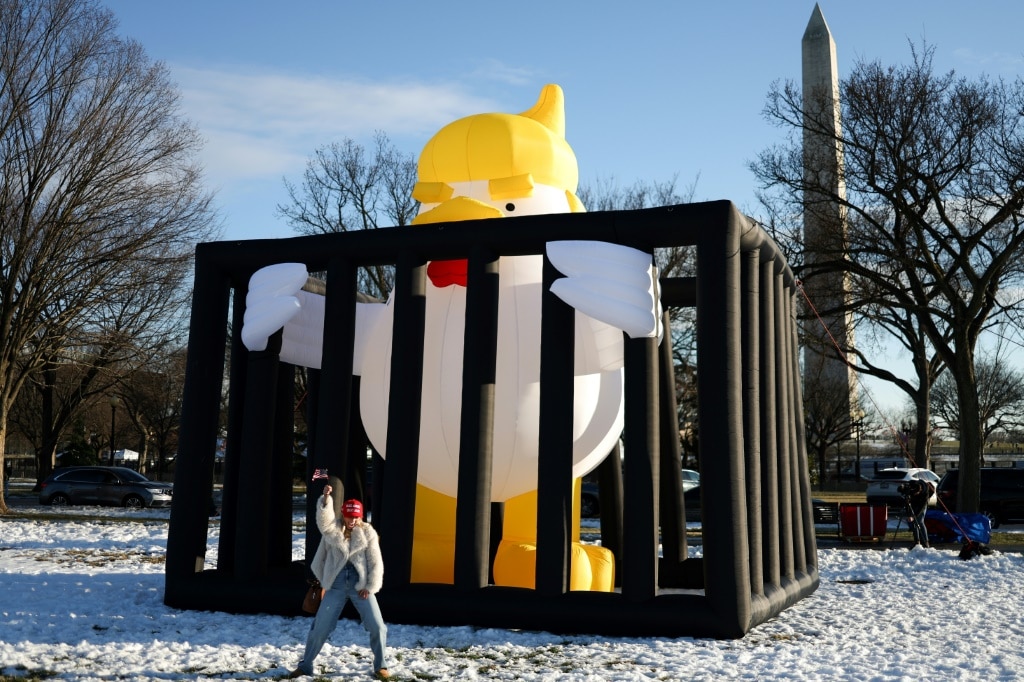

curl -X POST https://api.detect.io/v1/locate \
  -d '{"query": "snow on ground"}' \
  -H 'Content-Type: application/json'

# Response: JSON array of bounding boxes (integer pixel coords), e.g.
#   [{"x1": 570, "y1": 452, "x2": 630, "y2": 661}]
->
[{"x1": 2, "y1": 503, "x2": 1024, "y2": 681}]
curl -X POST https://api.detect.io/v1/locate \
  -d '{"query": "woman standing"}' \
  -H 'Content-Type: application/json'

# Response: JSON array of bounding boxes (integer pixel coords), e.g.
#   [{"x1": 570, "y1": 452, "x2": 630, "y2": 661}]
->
[{"x1": 289, "y1": 487, "x2": 389, "y2": 678}]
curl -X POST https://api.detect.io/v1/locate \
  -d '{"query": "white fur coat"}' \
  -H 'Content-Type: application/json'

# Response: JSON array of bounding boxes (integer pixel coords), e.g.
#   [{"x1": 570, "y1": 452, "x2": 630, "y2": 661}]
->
[{"x1": 310, "y1": 498, "x2": 383, "y2": 594}]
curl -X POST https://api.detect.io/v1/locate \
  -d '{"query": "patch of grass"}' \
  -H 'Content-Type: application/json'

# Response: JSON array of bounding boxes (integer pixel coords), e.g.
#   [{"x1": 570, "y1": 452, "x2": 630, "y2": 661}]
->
[
  {"x1": 33, "y1": 547, "x2": 165, "y2": 566},
  {"x1": 988, "y1": 531, "x2": 1018, "y2": 544},
  {"x1": 811, "y1": 491, "x2": 867, "y2": 503},
  {"x1": 0, "y1": 668, "x2": 59, "y2": 681},
  {"x1": 1, "y1": 510, "x2": 168, "y2": 524}
]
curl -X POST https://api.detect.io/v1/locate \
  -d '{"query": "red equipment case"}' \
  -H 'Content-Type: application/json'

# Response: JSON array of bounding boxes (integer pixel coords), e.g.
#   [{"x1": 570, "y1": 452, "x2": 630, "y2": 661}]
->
[{"x1": 838, "y1": 503, "x2": 888, "y2": 542}]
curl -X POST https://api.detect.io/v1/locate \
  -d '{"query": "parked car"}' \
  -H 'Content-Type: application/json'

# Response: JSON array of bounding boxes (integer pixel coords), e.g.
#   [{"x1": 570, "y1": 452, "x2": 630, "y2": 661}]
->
[
  {"x1": 39, "y1": 466, "x2": 173, "y2": 509},
  {"x1": 681, "y1": 469, "x2": 700, "y2": 492},
  {"x1": 865, "y1": 468, "x2": 940, "y2": 508},
  {"x1": 936, "y1": 467, "x2": 1024, "y2": 529}
]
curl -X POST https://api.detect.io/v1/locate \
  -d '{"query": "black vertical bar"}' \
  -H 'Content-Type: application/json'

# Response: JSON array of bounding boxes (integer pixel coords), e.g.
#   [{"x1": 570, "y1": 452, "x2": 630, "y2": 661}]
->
[
  {"x1": 270, "y1": 363, "x2": 296, "y2": 568},
  {"x1": 455, "y1": 246, "x2": 500, "y2": 590},
  {"x1": 304, "y1": 368, "x2": 321, "y2": 569},
  {"x1": 696, "y1": 205, "x2": 751, "y2": 632},
  {"x1": 622, "y1": 335, "x2": 660, "y2": 600},
  {"x1": 489, "y1": 501, "x2": 504, "y2": 584},
  {"x1": 166, "y1": 253, "x2": 230, "y2": 591},
  {"x1": 774, "y1": 273, "x2": 795, "y2": 581},
  {"x1": 379, "y1": 251, "x2": 427, "y2": 588},
  {"x1": 597, "y1": 441, "x2": 624, "y2": 583},
  {"x1": 791, "y1": 298, "x2": 817, "y2": 571},
  {"x1": 760, "y1": 265, "x2": 781, "y2": 592},
  {"x1": 217, "y1": 284, "x2": 248, "y2": 574},
  {"x1": 343, "y1": 378, "x2": 370, "y2": 508},
  {"x1": 782, "y1": 289, "x2": 805, "y2": 575},
  {"x1": 234, "y1": 329, "x2": 281, "y2": 579},
  {"x1": 742, "y1": 249, "x2": 763, "y2": 597},
  {"x1": 658, "y1": 311, "x2": 687, "y2": 573},
  {"x1": 313, "y1": 259, "x2": 358, "y2": 519},
  {"x1": 786, "y1": 290, "x2": 817, "y2": 570},
  {"x1": 535, "y1": 255, "x2": 575, "y2": 596}
]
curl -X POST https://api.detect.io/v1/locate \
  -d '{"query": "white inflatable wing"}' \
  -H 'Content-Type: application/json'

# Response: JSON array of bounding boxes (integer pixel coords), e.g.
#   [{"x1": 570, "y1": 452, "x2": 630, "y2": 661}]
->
[
  {"x1": 547, "y1": 241, "x2": 662, "y2": 340},
  {"x1": 241, "y1": 263, "x2": 308, "y2": 352},
  {"x1": 241, "y1": 262, "x2": 386, "y2": 371}
]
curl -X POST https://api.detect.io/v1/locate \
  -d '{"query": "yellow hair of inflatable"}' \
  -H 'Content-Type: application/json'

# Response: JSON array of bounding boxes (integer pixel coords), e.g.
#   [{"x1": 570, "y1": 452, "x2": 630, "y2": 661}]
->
[{"x1": 414, "y1": 84, "x2": 584, "y2": 213}]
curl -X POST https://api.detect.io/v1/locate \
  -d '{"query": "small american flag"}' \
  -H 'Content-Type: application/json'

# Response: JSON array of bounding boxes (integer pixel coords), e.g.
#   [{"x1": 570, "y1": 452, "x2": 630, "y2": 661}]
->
[{"x1": 312, "y1": 468, "x2": 329, "y2": 481}]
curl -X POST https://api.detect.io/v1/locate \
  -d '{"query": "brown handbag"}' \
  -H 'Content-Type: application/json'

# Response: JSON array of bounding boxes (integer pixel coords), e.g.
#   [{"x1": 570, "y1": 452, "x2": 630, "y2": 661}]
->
[{"x1": 302, "y1": 580, "x2": 325, "y2": 614}]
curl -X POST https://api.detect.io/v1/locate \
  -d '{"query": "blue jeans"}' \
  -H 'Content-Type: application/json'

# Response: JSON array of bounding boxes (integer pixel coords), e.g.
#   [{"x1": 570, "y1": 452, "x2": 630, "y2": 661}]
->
[{"x1": 295, "y1": 564, "x2": 388, "y2": 674}]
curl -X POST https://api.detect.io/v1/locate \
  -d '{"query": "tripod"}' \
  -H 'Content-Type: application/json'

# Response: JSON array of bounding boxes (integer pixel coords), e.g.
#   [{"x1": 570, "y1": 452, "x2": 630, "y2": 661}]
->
[
  {"x1": 889, "y1": 493, "x2": 921, "y2": 548},
  {"x1": 905, "y1": 493, "x2": 930, "y2": 547}
]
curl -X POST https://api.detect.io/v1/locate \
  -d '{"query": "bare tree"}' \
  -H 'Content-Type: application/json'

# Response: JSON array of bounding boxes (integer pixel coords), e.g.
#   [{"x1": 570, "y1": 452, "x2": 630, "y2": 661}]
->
[
  {"x1": 752, "y1": 44, "x2": 1024, "y2": 513},
  {"x1": 118, "y1": 347, "x2": 188, "y2": 478},
  {"x1": 577, "y1": 173, "x2": 700, "y2": 279},
  {"x1": 277, "y1": 132, "x2": 418, "y2": 299},
  {"x1": 803, "y1": 376, "x2": 862, "y2": 487},
  {"x1": 0, "y1": 0, "x2": 218, "y2": 513},
  {"x1": 11, "y1": 266, "x2": 194, "y2": 486},
  {"x1": 931, "y1": 349, "x2": 1024, "y2": 449}
]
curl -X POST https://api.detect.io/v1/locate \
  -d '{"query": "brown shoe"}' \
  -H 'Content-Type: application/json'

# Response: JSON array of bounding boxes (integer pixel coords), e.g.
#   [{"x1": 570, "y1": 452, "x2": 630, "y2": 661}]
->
[
  {"x1": 375, "y1": 670, "x2": 390, "y2": 679},
  {"x1": 286, "y1": 670, "x2": 306, "y2": 679}
]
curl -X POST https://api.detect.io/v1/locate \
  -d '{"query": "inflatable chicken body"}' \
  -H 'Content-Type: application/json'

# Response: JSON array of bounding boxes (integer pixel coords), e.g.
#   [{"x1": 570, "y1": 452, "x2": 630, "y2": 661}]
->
[{"x1": 242, "y1": 85, "x2": 661, "y2": 589}]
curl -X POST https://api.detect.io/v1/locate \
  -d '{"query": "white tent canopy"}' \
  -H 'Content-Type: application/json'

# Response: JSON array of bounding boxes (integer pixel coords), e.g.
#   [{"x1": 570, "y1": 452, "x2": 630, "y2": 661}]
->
[{"x1": 112, "y1": 449, "x2": 139, "y2": 462}]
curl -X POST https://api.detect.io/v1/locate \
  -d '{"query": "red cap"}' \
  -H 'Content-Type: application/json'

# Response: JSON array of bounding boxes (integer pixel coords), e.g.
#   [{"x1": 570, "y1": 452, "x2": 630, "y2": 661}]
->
[{"x1": 341, "y1": 499, "x2": 363, "y2": 518}]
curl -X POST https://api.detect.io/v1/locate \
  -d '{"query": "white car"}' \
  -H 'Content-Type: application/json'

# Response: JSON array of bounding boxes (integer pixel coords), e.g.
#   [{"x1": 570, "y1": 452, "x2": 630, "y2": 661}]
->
[
  {"x1": 865, "y1": 468, "x2": 940, "y2": 508},
  {"x1": 681, "y1": 469, "x2": 700, "y2": 492}
]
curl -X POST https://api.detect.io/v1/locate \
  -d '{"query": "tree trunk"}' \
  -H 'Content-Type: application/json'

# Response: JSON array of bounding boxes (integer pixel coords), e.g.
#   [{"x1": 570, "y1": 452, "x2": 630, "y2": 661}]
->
[
  {"x1": 913, "y1": 400, "x2": 932, "y2": 471},
  {"x1": 0, "y1": 419, "x2": 9, "y2": 515},
  {"x1": 138, "y1": 431, "x2": 150, "y2": 474},
  {"x1": 954, "y1": 355, "x2": 982, "y2": 513}
]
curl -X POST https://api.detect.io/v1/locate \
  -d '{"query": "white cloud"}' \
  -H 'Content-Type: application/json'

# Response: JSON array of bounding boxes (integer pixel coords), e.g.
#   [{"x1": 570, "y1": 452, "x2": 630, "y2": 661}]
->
[
  {"x1": 951, "y1": 47, "x2": 1024, "y2": 72},
  {"x1": 169, "y1": 65, "x2": 498, "y2": 181},
  {"x1": 468, "y1": 58, "x2": 540, "y2": 86},
  {"x1": 197, "y1": 128, "x2": 306, "y2": 183}
]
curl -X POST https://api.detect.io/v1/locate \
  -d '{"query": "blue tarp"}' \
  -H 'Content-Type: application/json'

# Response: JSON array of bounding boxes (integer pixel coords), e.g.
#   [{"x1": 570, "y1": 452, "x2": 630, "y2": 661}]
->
[{"x1": 924, "y1": 510, "x2": 992, "y2": 544}]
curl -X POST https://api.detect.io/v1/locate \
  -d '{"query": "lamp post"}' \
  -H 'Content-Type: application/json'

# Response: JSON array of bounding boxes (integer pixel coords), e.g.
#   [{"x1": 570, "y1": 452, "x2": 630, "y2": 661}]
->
[
  {"x1": 852, "y1": 418, "x2": 863, "y2": 481},
  {"x1": 108, "y1": 396, "x2": 120, "y2": 467}
]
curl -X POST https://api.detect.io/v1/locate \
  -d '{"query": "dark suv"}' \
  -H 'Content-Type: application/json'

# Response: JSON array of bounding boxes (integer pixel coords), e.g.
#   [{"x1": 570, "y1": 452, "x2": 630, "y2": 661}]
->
[
  {"x1": 39, "y1": 466, "x2": 173, "y2": 509},
  {"x1": 936, "y1": 467, "x2": 1024, "y2": 529}
]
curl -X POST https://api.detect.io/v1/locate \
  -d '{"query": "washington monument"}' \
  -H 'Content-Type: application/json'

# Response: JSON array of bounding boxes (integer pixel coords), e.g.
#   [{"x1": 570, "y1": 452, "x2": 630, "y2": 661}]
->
[{"x1": 801, "y1": 4, "x2": 856, "y2": 421}]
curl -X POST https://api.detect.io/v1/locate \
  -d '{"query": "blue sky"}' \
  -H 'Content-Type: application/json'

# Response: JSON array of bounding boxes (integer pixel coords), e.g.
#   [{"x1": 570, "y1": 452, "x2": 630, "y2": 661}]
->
[
  {"x1": 101, "y1": 1, "x2": 1024, "y2": 416},
  {"x1": 101, "y1": 1, "x2": 1024, "y2": 241}
]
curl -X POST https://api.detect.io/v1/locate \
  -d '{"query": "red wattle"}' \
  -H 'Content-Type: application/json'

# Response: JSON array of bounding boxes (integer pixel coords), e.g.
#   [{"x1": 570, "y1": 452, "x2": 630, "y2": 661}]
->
[{"x1": 427, "y1": 259, "x2": 468, "y2": 288}]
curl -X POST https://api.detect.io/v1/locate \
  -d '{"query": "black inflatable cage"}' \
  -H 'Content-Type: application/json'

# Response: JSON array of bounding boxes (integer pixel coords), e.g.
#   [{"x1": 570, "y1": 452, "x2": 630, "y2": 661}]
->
[{"x1": 165, "y1": 200, "x2": 818, "y2": 638}]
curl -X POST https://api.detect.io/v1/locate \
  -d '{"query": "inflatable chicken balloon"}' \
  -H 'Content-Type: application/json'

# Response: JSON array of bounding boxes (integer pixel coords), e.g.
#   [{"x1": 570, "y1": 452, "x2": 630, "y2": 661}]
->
[{"x1": 242, "y1": 85, "x2": 661, "y2": 591}]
